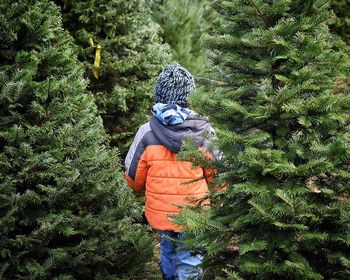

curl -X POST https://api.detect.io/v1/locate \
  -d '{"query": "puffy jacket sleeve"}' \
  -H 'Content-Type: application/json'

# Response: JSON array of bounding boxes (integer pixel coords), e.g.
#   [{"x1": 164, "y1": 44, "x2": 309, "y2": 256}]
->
[
  {"x1": 201, "y1": 124, "x2": 226, "y2": 190},
  {"x1": 124, "y1": 124, "x2": 150, "y2": 192},
  {"x1": 202, "y1": 124, "x2": 221, "y2": 162}
]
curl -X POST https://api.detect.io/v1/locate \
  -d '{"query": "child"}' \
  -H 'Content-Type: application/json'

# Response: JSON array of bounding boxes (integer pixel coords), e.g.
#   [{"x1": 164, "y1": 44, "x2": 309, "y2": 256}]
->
[{"x1": 125, "y1": 63, "x2": 215, "y2": 280}]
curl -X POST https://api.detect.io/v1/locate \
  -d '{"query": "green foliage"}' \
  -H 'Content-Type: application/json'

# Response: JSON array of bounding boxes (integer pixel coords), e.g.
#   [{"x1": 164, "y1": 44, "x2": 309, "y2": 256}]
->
[
  {"x1": 152, "y1": 0, "x2": 214, "y2": 75},
  {"x1": 179, "y1": 0, "x2": 350, "y2": 279},
  {"x1": 58, "y1": 0, "x2": 171, "y2": 153},
  {"x1": 0, "y1": 1, "x2": 155, "y2": 278},
  {"x1": 329, "y1": 0, "x2": 350, "y2": 48}
]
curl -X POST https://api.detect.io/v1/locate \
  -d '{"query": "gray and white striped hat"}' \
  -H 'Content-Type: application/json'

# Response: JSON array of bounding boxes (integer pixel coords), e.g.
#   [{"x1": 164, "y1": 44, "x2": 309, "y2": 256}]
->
[{"x1": 154, "y1": 63, "x2": 195, "y2": 108}]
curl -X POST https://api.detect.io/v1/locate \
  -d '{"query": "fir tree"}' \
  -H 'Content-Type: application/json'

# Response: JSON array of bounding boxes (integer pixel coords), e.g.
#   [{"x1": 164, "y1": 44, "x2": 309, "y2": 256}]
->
[
  {"x1": 179, "y1": 1, "x2": 350, "y2": 279},
  {"x1": 330, "y1": 0, "x2": 350, "y2": 48},
  {"x1": 57, "y1": 0, "x2": 171, "y2": 153},
  {"x1": 0, "y1": 1, "x2": 154, "y2": 278},
  {"x1": 329, "y1": 0, "x2": 350, "y2": 94},
  {"x1": 152, "y1": 0, "x2": 213, "y2": 75}
]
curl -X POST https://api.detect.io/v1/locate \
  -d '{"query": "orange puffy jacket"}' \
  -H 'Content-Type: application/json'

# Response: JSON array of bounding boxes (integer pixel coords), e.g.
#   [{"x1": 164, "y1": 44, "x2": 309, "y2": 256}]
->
[{"x1": 124, "y1": 114, "x2": 216, "y2": 230}]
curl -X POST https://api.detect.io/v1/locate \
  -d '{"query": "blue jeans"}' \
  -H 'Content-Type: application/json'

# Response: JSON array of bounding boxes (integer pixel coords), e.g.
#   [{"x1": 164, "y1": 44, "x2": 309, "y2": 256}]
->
[{"x1": 159, "y1": 230, "x2": 203, "y2": 280}]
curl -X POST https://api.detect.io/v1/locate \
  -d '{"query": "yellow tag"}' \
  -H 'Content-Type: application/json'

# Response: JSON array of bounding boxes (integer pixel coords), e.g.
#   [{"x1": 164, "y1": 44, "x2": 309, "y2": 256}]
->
[
  {"x1": 88, "y1": 37, "x2": 94, "y2": 48},
  {"x1": 88, "y1": 37, "x2": 102, "y2": 80}
]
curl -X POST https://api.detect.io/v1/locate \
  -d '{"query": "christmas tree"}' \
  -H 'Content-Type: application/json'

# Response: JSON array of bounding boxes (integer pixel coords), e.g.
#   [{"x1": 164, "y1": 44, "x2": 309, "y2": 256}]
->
[
  {"x1": 57, "y1": 0, "x2": 171, "y2": 153},
  {"x1": 329, "y1": 0, "x2": 350, "y2": 94},
  {"x1": 0, "y1": 1, "x2": 154, "y2": 278},
  {"x1": 179, "y1": 0, "x2": 350, "y2": 279},
  {"x1": 330, "y1": 0, "x2": 350, "y2": 49},
  {"x1": 152, "y1": 0, "x2": 213, "y2": 75}
]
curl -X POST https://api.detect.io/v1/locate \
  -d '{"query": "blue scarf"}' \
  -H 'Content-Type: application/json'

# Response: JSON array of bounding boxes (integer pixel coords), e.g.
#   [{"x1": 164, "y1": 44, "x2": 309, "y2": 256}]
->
[{"x1": 152, "y1": 103, "x2": 193, "y2": 125}]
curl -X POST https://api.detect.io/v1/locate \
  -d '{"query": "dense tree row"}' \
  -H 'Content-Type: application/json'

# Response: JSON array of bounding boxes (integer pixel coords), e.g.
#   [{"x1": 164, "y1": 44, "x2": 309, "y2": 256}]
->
[
  {"x1": 330, "y1": 0, "x2": 350, "y2": 51},
  {"x1": 57, "y1": 0, "x2": 171, "y2": 154},
  {"x1": 152, "y1": 0, "x2": 213, "y2": 75},
  {"x1": 179, "y1": 1, "x2": 350, "y2": 279},
  {"x1": 0, "y1": 1, "x2": 154, "y2": 278},
  {"x1": 1, "y1": 0, "x2": 349, "y2": 279}
]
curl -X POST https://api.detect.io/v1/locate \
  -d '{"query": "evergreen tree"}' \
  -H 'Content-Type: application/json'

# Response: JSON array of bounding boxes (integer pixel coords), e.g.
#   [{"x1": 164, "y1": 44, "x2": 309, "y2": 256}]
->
[
  {"x1": 57, "y1": 0, "x2": 171, "y2": 153},
  {"x1": 179, "y1": 1, "x2": 350, "y2": 279},
  {"x1": 330, "y1": 0, "x2": 350, "y2": 48},
  {"x1": 152, "y1": 0, "x2": 213, "y2": 75},
  {"x1": 0, "y1": 1, "x2": 154, "y2": 278},
  {"x1": 329, "y1": 0, "x2": 350, "y2": 94}
]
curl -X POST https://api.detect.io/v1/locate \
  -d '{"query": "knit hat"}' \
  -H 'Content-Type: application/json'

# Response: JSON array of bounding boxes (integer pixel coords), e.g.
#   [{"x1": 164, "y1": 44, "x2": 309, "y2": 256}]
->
[{"x1": 154, "y1": 63, "x2": 195, "y2": 108}]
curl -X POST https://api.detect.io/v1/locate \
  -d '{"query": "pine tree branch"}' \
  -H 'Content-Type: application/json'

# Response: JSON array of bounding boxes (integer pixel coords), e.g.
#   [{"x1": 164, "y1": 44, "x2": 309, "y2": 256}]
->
[
  {"x1": 316, "y1": 0, "x2": 332, "y2": 12},
  {"x1": 271, "y1": 59, "x2": 286, "y2": 89},
  {"x1": 100, "y1": 112, "x2": 122, "y2": 117},
  {"x1": 312, "y1": 14, "x2": 334, "y2": 29},
  {"x1": 247, "y1": 0, "x2": 269, "y2": 26},
  {"x1": 196, "y1": 76, "x2": 230, "y2": 85},
  {"x1": 290, "y1": 0, "x2": 306, "y2": 15},
  {"x1": 226, "y1": 65, "x2": 269, "y2": 76}
]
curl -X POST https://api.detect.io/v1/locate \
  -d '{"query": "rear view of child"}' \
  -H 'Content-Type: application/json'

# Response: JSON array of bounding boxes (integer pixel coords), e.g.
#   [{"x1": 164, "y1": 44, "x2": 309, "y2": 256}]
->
[{"x1": 125, "y1": 64, "x2": 215, "y2": 280}]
